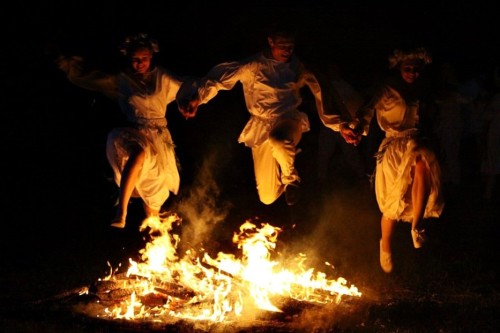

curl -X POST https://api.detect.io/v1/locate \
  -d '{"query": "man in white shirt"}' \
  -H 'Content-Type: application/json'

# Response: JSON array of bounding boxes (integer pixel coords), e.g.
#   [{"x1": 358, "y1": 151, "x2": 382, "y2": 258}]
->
[{"x1": 178, "y1": 24, "x2": 359, "y2": 206}]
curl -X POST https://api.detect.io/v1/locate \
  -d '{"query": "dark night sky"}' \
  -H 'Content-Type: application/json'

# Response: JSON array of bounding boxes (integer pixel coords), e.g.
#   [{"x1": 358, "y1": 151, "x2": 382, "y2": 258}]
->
[{"x1": 4, "y1": 1, "x2": 498, "y2": 77}]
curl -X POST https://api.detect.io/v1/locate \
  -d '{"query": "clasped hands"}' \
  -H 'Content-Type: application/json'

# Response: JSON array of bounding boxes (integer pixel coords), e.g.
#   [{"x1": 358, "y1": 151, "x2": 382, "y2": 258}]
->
[
  {"x1": 177, "y1": 98, "x2": 200, "y2": 119},
  {"x1": 176, "y1": 79, "x2": 201, "y2": 119},
  {"x1": 340, "y1": 124, "x2": 363, "y2": 146}
]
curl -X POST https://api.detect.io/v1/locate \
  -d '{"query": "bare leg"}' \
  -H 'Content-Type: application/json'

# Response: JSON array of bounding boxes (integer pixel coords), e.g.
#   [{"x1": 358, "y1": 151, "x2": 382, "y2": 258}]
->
[
  {"x1": 410, "y1": 156, "x2": 431, "y2": 247},
  {"x1": 411, "y1": 157, "x2": 430, "y2": 231},
  {"x1": 111, "y1": 147, "x2": 146, "y2": 228},
  {"x1": 381, "y1": 215, "x2": 396, "y2": 253},
  {"x1": 143, "y1": 202, "x2": 159, "y2": 218},
  {"x1": 380, "y1": 215, "x2": 396, "y2": 273}
]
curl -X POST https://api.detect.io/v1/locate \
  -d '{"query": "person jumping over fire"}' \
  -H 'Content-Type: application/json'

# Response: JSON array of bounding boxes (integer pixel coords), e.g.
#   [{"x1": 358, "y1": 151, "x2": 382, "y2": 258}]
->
[
  {"x1": 347, "y1": 47, "x2": 445, "y2": 273},
  {"x1": 50, "y1": 33, "x2": 191, "y2": 228},
  {"x1": 177, "y1": 22, "x2": 359, "y2": 207}
]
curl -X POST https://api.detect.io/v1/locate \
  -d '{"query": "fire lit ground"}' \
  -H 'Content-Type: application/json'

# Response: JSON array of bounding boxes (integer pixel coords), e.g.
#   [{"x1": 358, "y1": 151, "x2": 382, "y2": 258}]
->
[{"x1": 1, "y1": 76, "x2": 499, "y2": 332}]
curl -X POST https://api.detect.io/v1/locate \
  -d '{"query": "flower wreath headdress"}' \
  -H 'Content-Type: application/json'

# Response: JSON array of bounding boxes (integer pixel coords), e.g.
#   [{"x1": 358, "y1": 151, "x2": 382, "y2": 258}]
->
[
  {"x1": 119, "y1": 33, "x2": 160, "y2": 56},
  {"x1": 388, "y1": 47, "x2": 432, "y2": 69}
]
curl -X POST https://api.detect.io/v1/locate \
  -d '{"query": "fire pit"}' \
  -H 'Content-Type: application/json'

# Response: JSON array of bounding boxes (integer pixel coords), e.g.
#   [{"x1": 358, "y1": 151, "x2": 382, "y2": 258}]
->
[{"x1": 55, "y1": 213, "x2": 362, "y2": 332}]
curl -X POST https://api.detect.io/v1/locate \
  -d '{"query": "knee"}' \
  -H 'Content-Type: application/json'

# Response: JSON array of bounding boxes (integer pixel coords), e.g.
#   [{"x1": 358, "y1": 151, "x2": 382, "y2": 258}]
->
[
  {"x1": 414, "y1": 158, "x2": 430, "y2": 181},
  {"x1": 258, "y1": 193, "x2": 278, "y2": 205},
  {"x1": 260, "y1": 198, "x2": 276, "y2": 205}
]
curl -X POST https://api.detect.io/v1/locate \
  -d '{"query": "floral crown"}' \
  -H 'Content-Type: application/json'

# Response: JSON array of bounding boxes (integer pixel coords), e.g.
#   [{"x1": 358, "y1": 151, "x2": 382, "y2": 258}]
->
[
  {"x1": 388, "y1": 47, "x2": 432, "y2": 69},
  {"x1": 119, "y1": 33, "x2": 160, "y2": 56}
]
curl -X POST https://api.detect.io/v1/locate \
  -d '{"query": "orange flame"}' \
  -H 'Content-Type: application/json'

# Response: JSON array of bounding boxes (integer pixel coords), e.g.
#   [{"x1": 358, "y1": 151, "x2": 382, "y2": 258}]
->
[{"x1": 99, "y1": 214, "x2": 361, "y2": 323}]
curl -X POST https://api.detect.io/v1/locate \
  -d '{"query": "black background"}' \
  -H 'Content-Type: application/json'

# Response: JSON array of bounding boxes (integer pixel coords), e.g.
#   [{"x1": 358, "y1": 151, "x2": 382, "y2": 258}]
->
[{"x1": 1, "y1": 2, "x2": 498, "y2": 332}]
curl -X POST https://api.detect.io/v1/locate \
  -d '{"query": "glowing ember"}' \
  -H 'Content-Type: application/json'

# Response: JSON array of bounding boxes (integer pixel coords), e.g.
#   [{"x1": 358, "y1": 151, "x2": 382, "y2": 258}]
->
[{"x1": 92, "y1": 213, "x2": 361, "y2": 323}]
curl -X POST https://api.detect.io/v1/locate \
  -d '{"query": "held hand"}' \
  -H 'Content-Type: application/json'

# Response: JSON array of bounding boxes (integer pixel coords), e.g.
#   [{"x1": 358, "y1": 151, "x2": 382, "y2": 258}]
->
[
  {"x1": 176, "y1": 79, "x2": 200, "y2": 119},
  {"x1": 178, "y1": 98, "x2": 200, "y2": 119},
  {"x1": 340, "y1": 126, "x2": 362, "y2": 146}
]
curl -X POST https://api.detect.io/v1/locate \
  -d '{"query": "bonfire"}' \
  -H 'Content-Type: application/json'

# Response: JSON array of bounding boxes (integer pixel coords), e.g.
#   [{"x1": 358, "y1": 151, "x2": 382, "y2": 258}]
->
[{"x1": 76, "y1": 213, "x2": 361, "y2": 327}]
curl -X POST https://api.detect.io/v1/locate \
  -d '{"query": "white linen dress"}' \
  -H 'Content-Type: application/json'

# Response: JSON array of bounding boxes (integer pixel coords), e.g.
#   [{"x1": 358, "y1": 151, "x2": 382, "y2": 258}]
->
[
  {"x1": 57, "y1": 57, "x2": 182, "y2": 211},
  {"x1": 360, "y1": 84, "x2": 444, "y2": 222}
]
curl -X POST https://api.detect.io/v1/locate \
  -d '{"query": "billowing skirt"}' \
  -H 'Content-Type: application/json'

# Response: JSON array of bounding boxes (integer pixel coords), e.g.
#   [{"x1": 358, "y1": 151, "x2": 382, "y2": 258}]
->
[
  {"x1": 106, "y1": 124, "x2": 180, "y2": 211},
  {"x1": 375, "y1": 131, "x2": 444, "y2": 222}
]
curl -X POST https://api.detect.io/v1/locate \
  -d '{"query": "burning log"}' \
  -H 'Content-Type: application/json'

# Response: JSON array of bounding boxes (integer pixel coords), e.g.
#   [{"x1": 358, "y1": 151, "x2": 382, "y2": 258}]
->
[
  {"x1": 88, "y1": 272, "x2": 198, "y2": 308},
  {"x1": 154, "y1": 282, "x2": 196, "y2": 299},
  {"x1": 76, "y1": 220, "x2": 361, "y2": 324},
  {"x1": 201, "y1": 258, "x2": 360, "y2": 306},
  {"x1": 89, "y1": 279, "x2": 133, "y2": 305}
]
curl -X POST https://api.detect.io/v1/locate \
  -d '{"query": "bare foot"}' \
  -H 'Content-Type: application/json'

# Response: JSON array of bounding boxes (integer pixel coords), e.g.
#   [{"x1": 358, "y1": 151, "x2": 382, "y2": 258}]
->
[{"x1": 110, "y1": 217, "x2": 126, "y2": 228}]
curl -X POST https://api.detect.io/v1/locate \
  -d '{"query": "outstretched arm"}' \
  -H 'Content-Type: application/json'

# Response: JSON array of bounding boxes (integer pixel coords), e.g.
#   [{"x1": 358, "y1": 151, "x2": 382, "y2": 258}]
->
[
  {"x1": 47, "y1": 44, "x2": 118, "y2": 99},
  {"x1": 176, "y1": 79, "x2": 200, "y2": 119},
  {"x1": 176, "y1": 60, "x2": 245, "y2": 119},
  {"x1": 301, "y1": 64, "x2": 363, "y2": 146}
]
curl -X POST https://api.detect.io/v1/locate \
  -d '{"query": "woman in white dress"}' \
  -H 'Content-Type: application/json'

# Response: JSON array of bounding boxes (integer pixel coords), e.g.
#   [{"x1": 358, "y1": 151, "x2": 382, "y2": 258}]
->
[
  {"x1": 53, "y1": 33, "x2": 186, "y2": 228},
  {"x1": 352, "y1": 47, "x2": 445, "y2": 273}
]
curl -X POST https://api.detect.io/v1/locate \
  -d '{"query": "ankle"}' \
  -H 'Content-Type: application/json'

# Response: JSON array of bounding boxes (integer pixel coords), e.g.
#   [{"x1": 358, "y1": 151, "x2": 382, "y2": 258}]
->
[{"x1": 114, "y1": 208, "x2": 126, "y2": 220}]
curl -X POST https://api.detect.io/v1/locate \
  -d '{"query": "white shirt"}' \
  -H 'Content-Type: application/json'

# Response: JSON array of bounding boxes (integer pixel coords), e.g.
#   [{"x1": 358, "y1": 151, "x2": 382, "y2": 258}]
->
[{"x1": 194, "y1": 52, "x2": 343, "y2": 147}]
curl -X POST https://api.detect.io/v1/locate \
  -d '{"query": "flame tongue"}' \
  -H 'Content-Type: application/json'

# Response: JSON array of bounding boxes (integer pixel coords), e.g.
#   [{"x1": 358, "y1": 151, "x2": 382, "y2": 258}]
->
[{"x1": 99, "y1": 215, "x2": 361, "y2": 322}]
